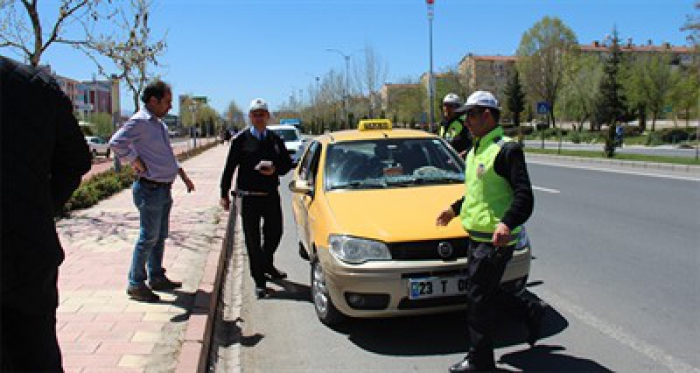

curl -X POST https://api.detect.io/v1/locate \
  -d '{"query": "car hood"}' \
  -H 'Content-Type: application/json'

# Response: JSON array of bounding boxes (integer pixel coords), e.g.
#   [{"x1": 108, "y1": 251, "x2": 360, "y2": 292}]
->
[{"x1": 324, "y1": 185, "x2": 467, "y2": 242}]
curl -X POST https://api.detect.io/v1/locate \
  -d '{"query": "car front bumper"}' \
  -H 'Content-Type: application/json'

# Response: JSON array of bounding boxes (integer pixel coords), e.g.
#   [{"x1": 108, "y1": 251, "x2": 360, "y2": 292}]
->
[{"x1": 318, "y1": 246, "x2": 531, "y2": 318}]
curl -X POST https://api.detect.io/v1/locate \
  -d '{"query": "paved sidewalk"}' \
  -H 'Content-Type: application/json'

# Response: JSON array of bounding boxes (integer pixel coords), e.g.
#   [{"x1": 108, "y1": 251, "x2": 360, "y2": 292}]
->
[{"x1": 56, "y1": 143, "x2": 230, "y2": 372}]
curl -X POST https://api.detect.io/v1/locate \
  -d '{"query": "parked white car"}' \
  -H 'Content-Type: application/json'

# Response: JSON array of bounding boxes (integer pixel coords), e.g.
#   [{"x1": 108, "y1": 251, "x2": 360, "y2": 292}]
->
[
  {"x1": 85, "y1": 136, "x2": 110, "y2": 158},
  {"x1": 268, "y1": 124, "x2": 304, "y2": 165}
]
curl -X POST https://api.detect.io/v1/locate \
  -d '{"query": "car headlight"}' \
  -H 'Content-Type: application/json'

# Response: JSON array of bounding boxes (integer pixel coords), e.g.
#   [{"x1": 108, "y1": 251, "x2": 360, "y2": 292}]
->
[
  {"x1": 515, "y1": 226, "x2": 531, "y2": 252},
  {"x1": 328, "y1": 235, "x2": 391, "y2": 264}
]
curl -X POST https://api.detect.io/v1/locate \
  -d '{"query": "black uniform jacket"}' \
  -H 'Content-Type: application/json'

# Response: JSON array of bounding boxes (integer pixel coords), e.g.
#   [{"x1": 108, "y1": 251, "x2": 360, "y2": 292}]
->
[
  {"x1": 220, "y1": 128, "x2": 294, "y2": 198},
  {"x1": 440, "y1": 116, "x2": 473, "y2": 154},
  {"x1": 1, "y1": 57, "x2": 91, "y2": 302}
]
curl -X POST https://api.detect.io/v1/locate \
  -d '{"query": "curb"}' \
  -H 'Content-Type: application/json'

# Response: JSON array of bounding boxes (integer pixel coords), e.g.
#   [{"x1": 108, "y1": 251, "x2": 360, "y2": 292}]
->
[
  {"x1": 172, "y1": 209, "x2": 227, "y2": 373},
  {"x1": 526, "y1": 153, "x2": 700, "y2": 174},
  {"x1": 174, "y1": 204, "x2": 237, "y2": 372}
]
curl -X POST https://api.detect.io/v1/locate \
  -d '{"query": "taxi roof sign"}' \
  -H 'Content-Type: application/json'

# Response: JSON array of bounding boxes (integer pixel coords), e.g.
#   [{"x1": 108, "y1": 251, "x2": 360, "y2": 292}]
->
[{"x1": 358, "y1": 119, "x2": 392, "y2": 131}]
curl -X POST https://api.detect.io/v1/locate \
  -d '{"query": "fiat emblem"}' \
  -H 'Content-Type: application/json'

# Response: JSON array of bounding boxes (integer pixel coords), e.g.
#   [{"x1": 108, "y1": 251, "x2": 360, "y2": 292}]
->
[{"x1": 437, "y1": 241, "x2": 453, "y2": 259}]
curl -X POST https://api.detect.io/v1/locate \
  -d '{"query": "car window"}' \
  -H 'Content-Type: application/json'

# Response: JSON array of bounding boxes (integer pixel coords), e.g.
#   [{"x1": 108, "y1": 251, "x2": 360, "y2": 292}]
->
[
  {"x1": 325, "y1": 138, "x2": 464, "y2": 191},
  {"x1": 271, "y1": 128, "x2": 299, "y2": 142},
  {"x1": 298, "y1": 141, "x2": 320, "y2": 182}
]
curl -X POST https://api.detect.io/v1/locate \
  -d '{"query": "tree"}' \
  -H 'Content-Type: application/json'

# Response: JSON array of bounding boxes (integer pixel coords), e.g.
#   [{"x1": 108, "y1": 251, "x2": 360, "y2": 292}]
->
[
  {"x1": 354, "y1": 43, "x2": 388, "y2": 118},
  {"x1": 80, "y1": 0, "x2": 166, "y2": 111},
  {"x1": 597, "y1": 28, "x2": 628, "y2": 157},
  {"x1": 672, "y1": 71, "x2": 699, "y2": 128},
  {"x1": 682, "y1": 1, "x2": 700, "y2": 47},
  {"x1": 504, "y1": 69, "x2": 526, "y2": 127},
  {"x1": 224, "y1": 100, "x2": 244, "y2": 129},
  {"x1": 385, "y1": 80, "x2": 424, "y2": 127},
  {"x1": 635, "y1": 54, "x2": 679, "y2": 131},
  {"x1": 559, "y1": 54, "x2": 603, "y2": 131},
  {"x1": 516, "y1": 16, "x2": 579, "y2": 129},
  {"x1": 0, "y1": 0, "x2": 112, "y2": 66},
  {"x1": 83, "y1": 112, "x2": 113, "y2": 137}
]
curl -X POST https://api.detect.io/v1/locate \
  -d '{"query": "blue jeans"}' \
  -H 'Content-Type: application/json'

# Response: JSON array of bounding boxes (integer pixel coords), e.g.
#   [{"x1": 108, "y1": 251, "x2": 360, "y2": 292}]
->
[{"x1": 128, "y1": 180, "x2": 173, "y2": 288}]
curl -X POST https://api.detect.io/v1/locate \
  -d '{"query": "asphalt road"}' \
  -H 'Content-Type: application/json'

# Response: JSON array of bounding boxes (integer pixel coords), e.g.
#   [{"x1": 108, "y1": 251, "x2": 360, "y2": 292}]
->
[
  {"x1": 231, "y1": 163, "x2": 700, "y2": 372},
  {"x1": 524, "y1": 140, "x2": 699, "y2": 159}
]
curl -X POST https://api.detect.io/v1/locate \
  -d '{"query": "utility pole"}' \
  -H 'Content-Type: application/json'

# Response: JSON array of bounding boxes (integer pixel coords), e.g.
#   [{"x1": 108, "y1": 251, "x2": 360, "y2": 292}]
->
[{"x1": 426, "y1": 0, "x2": 435, "y2": 133}]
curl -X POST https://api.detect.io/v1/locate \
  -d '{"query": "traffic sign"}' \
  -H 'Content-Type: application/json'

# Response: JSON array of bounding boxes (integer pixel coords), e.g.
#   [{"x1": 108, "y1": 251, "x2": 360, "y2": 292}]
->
[{"x1": 536, "y1": 102, "x2": 550, "y2": 115}]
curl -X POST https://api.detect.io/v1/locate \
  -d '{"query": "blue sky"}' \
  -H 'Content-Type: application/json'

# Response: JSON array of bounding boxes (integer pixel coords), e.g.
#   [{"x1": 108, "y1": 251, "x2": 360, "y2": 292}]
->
[{"x1": 13, "y1": 0, "x2": 697, "y2": 115}]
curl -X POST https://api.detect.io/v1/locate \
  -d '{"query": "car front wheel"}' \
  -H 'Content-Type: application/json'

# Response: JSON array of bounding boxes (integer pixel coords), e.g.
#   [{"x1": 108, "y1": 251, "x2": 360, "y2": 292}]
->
[{"x1": 311, "y1": 259, "x2": 345, "y2": 325}]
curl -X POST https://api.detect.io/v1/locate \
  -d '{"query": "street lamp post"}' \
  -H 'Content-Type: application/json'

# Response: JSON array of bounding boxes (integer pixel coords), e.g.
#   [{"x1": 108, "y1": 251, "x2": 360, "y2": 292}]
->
[
  {"x1": 189, "y1": 101, "x2": 198, "y2": 149},
  {"x1": 326, "y1": 48, "x2": 352, "y2": 129},
  {"x1": 426, "y1": 0, "x2": 435, "y2": 133}
]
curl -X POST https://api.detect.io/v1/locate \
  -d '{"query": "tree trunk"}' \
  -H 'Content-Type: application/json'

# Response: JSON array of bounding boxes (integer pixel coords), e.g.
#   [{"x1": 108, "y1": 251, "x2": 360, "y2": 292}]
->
[
  {"x1": 133, "y1": 94, "x2": 140, "y2": 113},
  {"x1": 651, "y1": 112, "x2": 657, "y2": 132},
  {"x1": 638, "y1": 106, "x2": 647, "y2": 132}
]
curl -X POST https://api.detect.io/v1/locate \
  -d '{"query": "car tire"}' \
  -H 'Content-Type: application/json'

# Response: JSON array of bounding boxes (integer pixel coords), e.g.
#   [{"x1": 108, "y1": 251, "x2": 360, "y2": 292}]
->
[
  {"x1": 310, "y1": 259, "x2": 345, "y2": 325},
  {"x1": 105, "y1": 149, "x2": 111, "y2": 158},
  {"x1": 91, "y1": 149, "x2": 98, "y2": 159}
]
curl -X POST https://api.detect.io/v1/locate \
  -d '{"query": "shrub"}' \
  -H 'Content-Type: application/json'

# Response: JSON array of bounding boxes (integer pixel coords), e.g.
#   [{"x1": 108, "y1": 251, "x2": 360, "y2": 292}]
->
[
  {"x1": 568, "y1": 131, "x2": 581, "y2": 144},
  {"x1": 622, "y1": 125, "x2": 642, "y2": 136},
  {"x1": 659, "y1": 128, "x2": 690, "y2": 143},
  {"x1": 646, "y1": 131, "x2": 664, "y2": 146}
]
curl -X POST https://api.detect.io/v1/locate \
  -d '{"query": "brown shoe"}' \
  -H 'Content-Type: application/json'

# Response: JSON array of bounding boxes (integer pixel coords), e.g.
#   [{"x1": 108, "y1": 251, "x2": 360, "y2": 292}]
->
[
  {"x1": 127, "y1": 286, "x2": 160, "y2": 302},
  {"x1": 149, "y1": 276, "x2": 182, "y2": 291}
]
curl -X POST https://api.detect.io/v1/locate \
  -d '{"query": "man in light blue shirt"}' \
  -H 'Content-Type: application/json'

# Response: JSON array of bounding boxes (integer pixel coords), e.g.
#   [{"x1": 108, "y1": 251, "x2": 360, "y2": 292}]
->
[{"x1": 110, "y1": 80, "x2": 195, "y2": 302}]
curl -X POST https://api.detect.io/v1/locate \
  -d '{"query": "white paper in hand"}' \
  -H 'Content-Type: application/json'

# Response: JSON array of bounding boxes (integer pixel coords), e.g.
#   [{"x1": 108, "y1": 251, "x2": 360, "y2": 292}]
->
[{"x1": 255, "y1": 160, "x2": 273, "y2": 171}]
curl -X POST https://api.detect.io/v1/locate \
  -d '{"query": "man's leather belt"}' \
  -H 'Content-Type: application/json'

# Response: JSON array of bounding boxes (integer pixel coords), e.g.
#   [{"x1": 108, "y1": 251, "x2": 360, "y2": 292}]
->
[
  {"x1": 138, "y1": 177, "x2": 173, "y2": 187},
  {"x1": 235, "y1": 190, "x2": 269, "y2": 197}
]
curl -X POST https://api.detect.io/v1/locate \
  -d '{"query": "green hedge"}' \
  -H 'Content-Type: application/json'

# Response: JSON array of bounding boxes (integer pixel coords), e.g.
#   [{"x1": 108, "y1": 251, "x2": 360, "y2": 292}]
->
[{"x1": 62, "y1": 141, "x2": 220, "y2": 215}]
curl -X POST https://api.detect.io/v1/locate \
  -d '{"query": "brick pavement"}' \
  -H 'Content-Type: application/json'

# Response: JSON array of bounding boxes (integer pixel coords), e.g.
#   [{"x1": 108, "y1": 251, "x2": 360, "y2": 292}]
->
[{"x1": 56, "y1": 142, "x2": 230, "y2": 372}]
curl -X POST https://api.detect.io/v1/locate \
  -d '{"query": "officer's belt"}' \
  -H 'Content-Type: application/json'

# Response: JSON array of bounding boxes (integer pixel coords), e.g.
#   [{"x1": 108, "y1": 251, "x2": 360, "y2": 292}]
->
[
  {"x1": 235, "y1": 190, "x2": 269, "y2": 197},
  {"x1": 467, "y1": 230, "x2": 518, "y2": 246}
]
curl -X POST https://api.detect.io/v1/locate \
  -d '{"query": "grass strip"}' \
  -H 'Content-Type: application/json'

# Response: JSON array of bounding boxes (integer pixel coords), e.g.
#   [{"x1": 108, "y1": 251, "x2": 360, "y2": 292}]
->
[{"x1": 524, "y1": 147, "x2": 700, "y2": 166}]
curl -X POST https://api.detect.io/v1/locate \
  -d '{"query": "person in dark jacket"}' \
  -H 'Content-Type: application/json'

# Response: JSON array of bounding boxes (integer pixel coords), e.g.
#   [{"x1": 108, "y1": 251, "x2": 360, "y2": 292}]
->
[
  {"x1": 436, "y1": 91, "x2": 546, "y2": 372},
  {"x1": 220, "y1": 98, "x2": 293, "y2": 298},
  {"x1": 1, "y1": 56, "x2": 92, "y2": 372}
]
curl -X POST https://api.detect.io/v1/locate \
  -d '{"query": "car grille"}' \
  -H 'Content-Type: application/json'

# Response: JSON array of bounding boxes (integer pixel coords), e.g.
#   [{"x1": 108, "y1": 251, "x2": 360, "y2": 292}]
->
[{"x1": 389, "y1": 239, "x2": 468, "y2": 261}]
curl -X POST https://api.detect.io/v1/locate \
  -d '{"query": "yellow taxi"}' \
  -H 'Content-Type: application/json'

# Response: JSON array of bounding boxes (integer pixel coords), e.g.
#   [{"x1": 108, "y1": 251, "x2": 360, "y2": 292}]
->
[{"x1": 289, "y1": 119, "x2": 531, "y2": 325}]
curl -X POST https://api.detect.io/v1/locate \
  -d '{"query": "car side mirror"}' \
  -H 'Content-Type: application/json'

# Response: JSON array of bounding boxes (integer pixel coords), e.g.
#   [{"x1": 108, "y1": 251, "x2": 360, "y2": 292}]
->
[{"x1": 289, "y1": 179, "x2": 312, "y2": 195}]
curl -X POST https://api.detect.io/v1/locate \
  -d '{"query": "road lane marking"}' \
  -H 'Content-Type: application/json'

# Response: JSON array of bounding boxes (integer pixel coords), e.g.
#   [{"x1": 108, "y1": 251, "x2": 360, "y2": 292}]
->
[
  {"x1": 540, "y1": 289, "x2": 700, "y2": 373},
  {"x1": 533, "y1": 186, "x2": 560, "y2": 194},
  {"x1": 528, "y1": 160, "x2": 700, "y2": 182}
]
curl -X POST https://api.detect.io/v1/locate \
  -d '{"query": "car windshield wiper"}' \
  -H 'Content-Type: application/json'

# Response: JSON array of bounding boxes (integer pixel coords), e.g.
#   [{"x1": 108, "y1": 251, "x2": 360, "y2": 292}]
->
[
  {"x1": 385, "y1": 175, "x2": 463, "y2": 186},
  {"x1": 329, "y1": 180, "x2": 387, "y2": 190}
]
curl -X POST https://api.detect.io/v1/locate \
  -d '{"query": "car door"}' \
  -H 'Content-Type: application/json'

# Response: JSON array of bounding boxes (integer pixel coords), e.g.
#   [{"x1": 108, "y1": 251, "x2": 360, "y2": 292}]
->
[{"x1": 292, "y1": 141, "x2": 321, "y2": 251}]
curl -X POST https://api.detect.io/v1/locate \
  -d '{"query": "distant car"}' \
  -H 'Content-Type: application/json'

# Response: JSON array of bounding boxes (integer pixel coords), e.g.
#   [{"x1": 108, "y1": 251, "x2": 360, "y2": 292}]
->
[
  {"x1": 85, "y1": 136, "x2": 110, "y2": 158},
  {"x1": 268, "y1": 124, "x2": 304, "y2": 165},
  {"x1": 289, "y1": 119, "x2": 532, "y2": 325}
]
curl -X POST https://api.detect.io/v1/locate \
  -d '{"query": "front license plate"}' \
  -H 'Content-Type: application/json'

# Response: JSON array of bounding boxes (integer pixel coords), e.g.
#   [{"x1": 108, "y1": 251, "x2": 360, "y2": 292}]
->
[{"x1": 408, "y1": 276, "x2": 468, "y2": 300}]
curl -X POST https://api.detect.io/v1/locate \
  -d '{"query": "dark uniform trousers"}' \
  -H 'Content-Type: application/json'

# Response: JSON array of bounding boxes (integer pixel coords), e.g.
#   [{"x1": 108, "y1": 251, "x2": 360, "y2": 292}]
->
[
  {"x1": 240, "y1": 192, "x2": 283, "y2": 287},
  {"x1": 464, "y1": 239, "x2": 533, "y2": 368},
  {"x1": 1, "y1": 268, "x2": 63, "y2": 372}
]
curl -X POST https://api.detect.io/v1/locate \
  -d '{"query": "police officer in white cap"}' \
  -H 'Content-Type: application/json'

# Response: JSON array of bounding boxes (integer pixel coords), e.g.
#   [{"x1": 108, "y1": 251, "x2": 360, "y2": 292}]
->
[
  {"x1": 437, "y1": 91, "x2": 546, "y2": 372},
  {"x1": 220, "y1": 98, "x2": 293, "y2": 298},
  {"x1": 439, "y1": 93, "x2": 472, "y2": 156}
]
